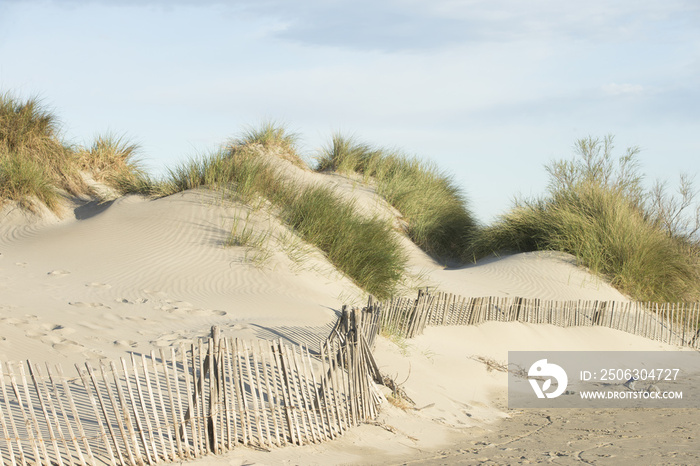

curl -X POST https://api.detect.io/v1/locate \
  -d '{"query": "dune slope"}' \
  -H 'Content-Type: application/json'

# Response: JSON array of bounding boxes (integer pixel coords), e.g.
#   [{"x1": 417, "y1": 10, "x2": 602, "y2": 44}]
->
[{"x1": 0, "y1": 189, "x2": 362, "y2": 366}]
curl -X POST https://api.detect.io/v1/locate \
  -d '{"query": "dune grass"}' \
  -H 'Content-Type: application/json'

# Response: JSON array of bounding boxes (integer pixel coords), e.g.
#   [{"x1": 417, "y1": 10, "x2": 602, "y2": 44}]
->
[
  {"x1": 235, "y1": 120, "x2": 306, "y2": 168},
  {"x1": 78, "y1": 134, "x2": 157, "y2": 196},
  {"x1": 475, "y1": 135, "x2": 700, "y2": 302},
  {"x1": 316, "y1": 133, "x2": 478, "y2": 262},
  {"x1": 0, "y1": 93, "x2": 85, "y2": 211},
  {"x1": 0, "y1": 93, "x2": 154, "y2": 211},
  {"x1": 282, "y1": 185, "x2": 405, "y2": 297},
  {"x1": 0, "y1": 151, "x2": 60, "y2": 211},
  {"x1": 316, "y1": 133, "x2": 382, "y2": 176},
  {"x1": 162, "y1": 147, "x2": 280, "y2": 203},
  {"x1": 164, "y1": 126, "x2": 406, "y2": 298},
  {"x1": 225, "y1": 209, "x2": 276, "y2": 267}
]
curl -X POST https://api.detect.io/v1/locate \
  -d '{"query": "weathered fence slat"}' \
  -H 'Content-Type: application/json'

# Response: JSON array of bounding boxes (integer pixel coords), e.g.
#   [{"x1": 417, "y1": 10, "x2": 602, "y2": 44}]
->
[
  {"x1": 149, "y1": 350, "x2": 176, "y2": 462},
  {"x1": 1, "y1": 363, "x2": 26, "y2": 465},
  {"x1": 222, "y1": 339, "x2": 236, "y2": 450},
  {"x1": 27, "y1": 361, "x2": 64, "y2": 466},
  {"x1": 82, "y1": 364, "x2": 121, "y2": 466},
  {"x1": 0, "y1": 308, "x2": 395, "y2": 465},
  {"x1": 7, "y1": 362, "x2": 42, "y2": 464},
  {"x1": 258, "y1": 340, "x2": 280, "y2": 447},
  {"x1": 140, "y1": 353, "x2": 167, "y2": 463},
  {"x1": 121, "y1": 357, "x2": 152, "y2": 464}
]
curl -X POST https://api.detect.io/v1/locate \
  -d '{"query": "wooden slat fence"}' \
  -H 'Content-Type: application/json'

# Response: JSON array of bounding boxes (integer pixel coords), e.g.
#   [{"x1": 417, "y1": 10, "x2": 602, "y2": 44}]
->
[
  {"x1": 0, "y1": 310, "x2": 382, "y2": 466},
  {"x1": 376, "y1": 291, "x2": 700, "y2": 349}
]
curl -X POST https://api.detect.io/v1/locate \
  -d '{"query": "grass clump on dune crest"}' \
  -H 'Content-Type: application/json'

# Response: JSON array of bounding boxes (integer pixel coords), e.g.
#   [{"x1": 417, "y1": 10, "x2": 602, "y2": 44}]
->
[
  {"x1": 164, "y1": 124, "x2": 406, "y2": 298},
  {"x1": 78, "y1": 134, "x2": 157, "y2": 196},
  {"x1": 0, "y1": 93, "x2": 84, "y2": 211},
  {"x1": 316, "y1": 133, "x2": 382, "y2": 176},
  {"x1": 235, "y1": 120, "x2": 306, "y2": 169},
  {"x1": 1, "y1": 92, "x2": 156, "y2": 211},
  {"x1": 475, "y1": 135, "x2": 700, "y2": 303},
  {"x1": 316, "y1": 133, "x2": 478, "y2": 263},
  {"x1": 163, "y1": 147, "x2": 280, "y2": 203}
]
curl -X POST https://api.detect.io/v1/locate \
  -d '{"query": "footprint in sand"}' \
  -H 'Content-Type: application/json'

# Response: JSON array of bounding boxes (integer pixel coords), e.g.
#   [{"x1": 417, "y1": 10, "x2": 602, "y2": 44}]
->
[
  {"x1": 69, "y1": 301, "x2": 107, "y2": 308},
  {"x1": 23, "y1": 327, "x2": 84, "y2": 353},
  {"x1": 25, "y1": 323, "x2": 78, "y2": 342},
  {"x1": 151, "y1": 333, "x2": 189, "y2": 347},
  {"x1": 0, "y1": 317, "x2": 22, "y2": 325},
  {"x1": 143, "y1": 289, "x2": 168, "y2": 298},
  {"x1": 125, "y1": 316, "x2": 147, "y2": 322},
  {"x1": 190, "y1": 309, "x2": 227, "y2": 317},
  {"x1": 101, "y1": 313, "x2": 123, "y2": 322},
  {"x1": 79, "y1": 322, "x2": 110, "y2": 331},
  {"x1": 166, "y1": 299, "x2": 194, "y2": 308},
  {"x1": 47, "y1": 269, "x2": 71, "y2": 277},
  {"x1": 25, "y1": 329, "x2": 44, "y2": 339},
  {"x1": 46, "y1": 324, "x2": 76, "y2": 336},
  {"x1": 86, "y1": 282, "x2": 112, "y2": 289},
  {"x1": 159, "y1": 304, "x2": 227, "y2": 317},
  {"x1": 40, "y1": 334, "x2": 64, "y2": 345},
  {"x1": 53, "y1": 340, "x2": 84, "y2": 353},
  {"x1": 83, "y1": 348, "x2": 106, "y2": 360},
  {"x1": 113, "y1": 340, "x2": 138, "y2": 348},
  {"x1": 116, "y1": 298, "x2": 149, "y2": 305},
  {"x1": 1, "y1": 315, "x2": 39, "y2": 327}
]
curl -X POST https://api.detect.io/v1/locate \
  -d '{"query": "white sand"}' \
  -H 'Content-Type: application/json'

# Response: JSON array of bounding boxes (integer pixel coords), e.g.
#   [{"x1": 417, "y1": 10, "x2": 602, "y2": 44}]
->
[{"x1": 0, "y1": 168, "x2": 691, "y2": 465}]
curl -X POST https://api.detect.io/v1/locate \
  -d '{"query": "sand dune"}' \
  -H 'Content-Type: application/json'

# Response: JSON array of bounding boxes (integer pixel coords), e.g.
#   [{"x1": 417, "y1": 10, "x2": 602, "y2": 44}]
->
[
  {"x1": 0, "y1": 171, "x2": 690, "y2": 465},
  {"x1": 0, "y1": 182, "x2": 627, "y2": 367},
  {"x1": 0, "y1": 189, "x2": 360, "y2": 367}
]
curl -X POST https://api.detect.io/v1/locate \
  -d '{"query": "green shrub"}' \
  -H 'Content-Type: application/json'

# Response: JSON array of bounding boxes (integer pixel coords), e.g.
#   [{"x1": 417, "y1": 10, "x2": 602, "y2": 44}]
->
[{"x1": 476, "y1": 135, "x2": 700, "y2": 302}]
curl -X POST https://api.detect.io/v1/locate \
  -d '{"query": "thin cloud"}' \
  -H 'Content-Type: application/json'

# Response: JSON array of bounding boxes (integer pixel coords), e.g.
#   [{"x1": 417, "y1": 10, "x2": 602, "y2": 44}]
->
[
  {"x1": 602, "y1": 83, "x2": 645, "y2": 96},
  {"x1": 242, "y1": 0, "x2": 700, "y2": 52},
  {"x1": 7, "y1": 0, "x2": 700, "y2": 52}
]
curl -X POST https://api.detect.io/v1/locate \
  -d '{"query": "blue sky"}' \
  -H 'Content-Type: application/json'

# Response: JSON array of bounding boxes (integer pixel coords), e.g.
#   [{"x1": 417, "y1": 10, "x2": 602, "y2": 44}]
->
[{"x1": 1, "y1": 0, "x2": 698, "y2": 222}]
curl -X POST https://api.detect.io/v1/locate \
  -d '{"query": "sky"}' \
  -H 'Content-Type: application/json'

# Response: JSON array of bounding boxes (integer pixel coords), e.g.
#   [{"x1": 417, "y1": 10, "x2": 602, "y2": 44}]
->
[{"x1": 1, "y1": 0, "x2": 698, "y2": 223}]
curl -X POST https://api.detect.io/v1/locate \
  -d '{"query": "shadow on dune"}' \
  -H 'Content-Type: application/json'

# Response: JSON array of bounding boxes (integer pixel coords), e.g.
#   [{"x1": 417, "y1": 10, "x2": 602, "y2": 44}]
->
[
  {"x1": 74, "y1": 199, "x2": 115, "y2": 220},
  {"x1": 249, "y1": 318, "x2": 339, "y2": 355}
]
